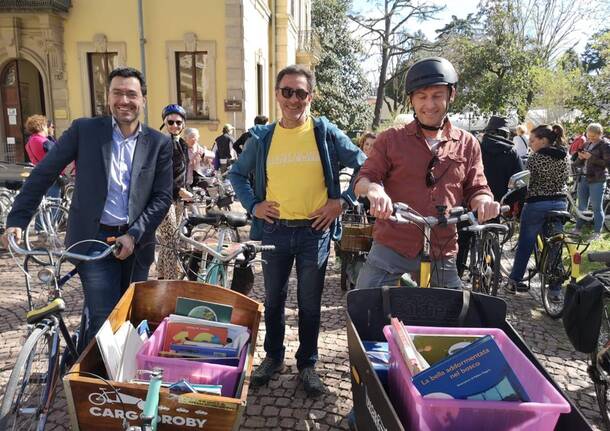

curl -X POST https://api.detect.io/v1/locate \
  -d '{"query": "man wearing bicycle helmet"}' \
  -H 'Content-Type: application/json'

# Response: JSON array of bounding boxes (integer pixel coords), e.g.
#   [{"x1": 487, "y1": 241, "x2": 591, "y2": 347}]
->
[
  {"x1": 354, "y1": 57, "x2": 499, "y2": 289},
  {"x1": 156, "y1": 104, "x2": 191, "y2": 279}
]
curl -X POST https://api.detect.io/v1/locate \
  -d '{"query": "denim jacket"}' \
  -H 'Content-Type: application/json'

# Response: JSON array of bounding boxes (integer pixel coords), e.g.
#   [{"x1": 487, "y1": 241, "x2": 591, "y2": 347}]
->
[{"x1": 228, "y1": 116, "x2": 366, "y2": 241}]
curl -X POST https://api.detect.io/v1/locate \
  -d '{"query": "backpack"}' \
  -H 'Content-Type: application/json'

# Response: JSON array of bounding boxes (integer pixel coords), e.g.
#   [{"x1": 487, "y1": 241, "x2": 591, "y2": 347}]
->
[{"x1": 562, "y1": 274, "x2": 606, "y2": 353}]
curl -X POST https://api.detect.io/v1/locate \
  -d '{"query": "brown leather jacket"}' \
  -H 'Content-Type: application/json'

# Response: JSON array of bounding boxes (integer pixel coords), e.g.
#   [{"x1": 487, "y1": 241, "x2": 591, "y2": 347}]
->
[{"x1": 572, "y1": 138, "x2": 610, "y2": 183}]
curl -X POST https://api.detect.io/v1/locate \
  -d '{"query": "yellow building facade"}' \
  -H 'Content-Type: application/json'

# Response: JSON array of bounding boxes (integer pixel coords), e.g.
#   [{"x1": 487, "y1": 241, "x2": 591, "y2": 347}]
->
[{"x1": 0, "y1": 0, "x2": 317, "y2": 162}]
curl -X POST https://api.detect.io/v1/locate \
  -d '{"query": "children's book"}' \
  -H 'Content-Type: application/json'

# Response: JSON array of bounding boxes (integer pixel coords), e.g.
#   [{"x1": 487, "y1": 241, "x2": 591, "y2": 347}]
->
[
  {"x1": 159, "y1": 350, "x2": 240, "y2": 366},
  {"x1": 411, "y1": 335, "x2": 530, "y2": 401},
  {"x1": 390, "y1": 318, "x2": 429, "y2": 374},
  {"x1": 162, "y1": 322, "x2": 229, "y2": 351},
  {"x1": 411, "y1": 334, "x2": 484, "y2": 365},
  {"x1": 175, "y1": 297, "x2": 233, "y2": 322},
  {"x1": 96, "y1": 320, "x2": 144, "y2": 382},
  {"x1": 168, "y1": 314, "x2": 250, "y2": 352},
  {"x1": 169, "y1": 342, "x2": 239, "y2": 358}
]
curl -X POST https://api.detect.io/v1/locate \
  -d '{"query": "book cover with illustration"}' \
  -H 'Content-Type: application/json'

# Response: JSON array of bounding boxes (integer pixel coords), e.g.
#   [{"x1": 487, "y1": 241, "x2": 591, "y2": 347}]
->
[
  {"x1": 411, "y1": 334, "x2": 484, "y2": 365},
  {"x1": 411, "y1": 335, "x2": 530, "y2": 402},
  {"x1": 175, "y1": 297, "x2": 233, "y2": 323},
  {"x1": 162, "y1": 322, "x2": 229, "y2": 351}
]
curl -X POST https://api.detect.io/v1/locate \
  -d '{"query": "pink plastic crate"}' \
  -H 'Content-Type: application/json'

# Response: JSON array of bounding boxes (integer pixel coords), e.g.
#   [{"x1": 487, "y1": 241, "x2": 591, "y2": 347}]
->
[
  {"x1": 383, "y1": 325, "x2": 570, "y2": 431},
  {"x1": 136, "y1": 318, "x2": 249, "y2": 397}
]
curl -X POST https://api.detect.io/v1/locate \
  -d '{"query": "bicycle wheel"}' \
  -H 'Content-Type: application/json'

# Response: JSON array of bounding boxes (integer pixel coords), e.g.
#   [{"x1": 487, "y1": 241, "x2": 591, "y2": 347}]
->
[
  {"x1": 24, "y1": 204, "x2": 69, "y2": 265},
  {"x1": 499, "y1": 217, "x2": 516, "y2": 247},
  {"x1": 500, "y1": 232, "x2": 537, "y2": 281},
  {"x1": 0, "y1": 325, "x2": 58, "y2": 431},
  {"x1": 539, "y1": 239, "x2": 571, "y2": 319},
  {"x1": 590, "y1": 305, "x2": 610, "y2": 430},
  {"x1": 0, "y1": 192, "x2": 13, "y2": 231},
  {"x1": 479, "y1": 232, "x2": 501, "y2": 296}
]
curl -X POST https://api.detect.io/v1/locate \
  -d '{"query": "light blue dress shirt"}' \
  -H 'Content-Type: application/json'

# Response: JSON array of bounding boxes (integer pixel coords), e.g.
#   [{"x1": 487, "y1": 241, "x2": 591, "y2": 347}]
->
[{"x1": 99, "y1": 119, "x2": 141, "y2": 225}]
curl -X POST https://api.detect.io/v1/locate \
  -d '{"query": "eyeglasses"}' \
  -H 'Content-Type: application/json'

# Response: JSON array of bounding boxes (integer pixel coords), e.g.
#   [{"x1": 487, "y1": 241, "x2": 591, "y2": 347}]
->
[
  {"x1": 425, "y1": 155, "x2": 438, "y2": 188},
  {"x1": 166, "y1": 120, "x2": 183, "y2": 126},
  {"x1": 279, "y1": 87, "x2": 310, "y2": 100}
]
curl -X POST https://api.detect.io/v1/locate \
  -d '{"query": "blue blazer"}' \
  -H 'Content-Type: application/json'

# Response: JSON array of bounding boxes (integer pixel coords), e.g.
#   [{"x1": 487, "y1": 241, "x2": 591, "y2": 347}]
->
[
  {"x1": 7, "y1": 116, "x2": 173, "y2": 265},
  {"x1": 228, "y1": 116, "x2": 366, "y2": 241}
]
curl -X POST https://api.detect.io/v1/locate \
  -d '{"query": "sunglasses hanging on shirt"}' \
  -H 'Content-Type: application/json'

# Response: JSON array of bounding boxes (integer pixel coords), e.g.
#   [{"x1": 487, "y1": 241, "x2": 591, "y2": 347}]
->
[{"x1": 425, "y1": 155, "x2": 438, "y2": 188}]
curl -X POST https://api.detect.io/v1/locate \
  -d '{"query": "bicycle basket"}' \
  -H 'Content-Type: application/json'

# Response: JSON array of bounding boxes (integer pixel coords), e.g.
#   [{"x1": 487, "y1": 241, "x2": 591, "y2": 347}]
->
[
  {"x1": 339, "y1": 211, "x2": 374, "y2": 252},
  {"x1": 562, "y1": 274, "x2": 605, "y2": 354}
]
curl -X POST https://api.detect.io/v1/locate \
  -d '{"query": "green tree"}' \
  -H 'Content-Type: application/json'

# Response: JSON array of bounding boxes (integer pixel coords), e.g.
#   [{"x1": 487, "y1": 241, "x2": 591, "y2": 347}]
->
[
  {"x1": 437, "y1": 1, "x2": 534, "y2": 118},
  {"x1": 311, "y1": 0, "x2": 372, "y2": 135},
  {"x1": 567, "y1": 29, "x2": 610, "y2": 127}
]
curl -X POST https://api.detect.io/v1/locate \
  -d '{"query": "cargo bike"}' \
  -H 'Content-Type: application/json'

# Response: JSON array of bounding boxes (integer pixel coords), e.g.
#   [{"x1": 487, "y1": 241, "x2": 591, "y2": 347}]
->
[{"x1": 346, "y1": 287, "x2": 594, "y2": 431}]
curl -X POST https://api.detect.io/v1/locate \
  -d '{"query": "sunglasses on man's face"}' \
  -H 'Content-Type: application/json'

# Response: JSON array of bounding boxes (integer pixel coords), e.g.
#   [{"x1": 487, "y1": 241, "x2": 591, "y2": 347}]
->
[
  {"x1": 279, "y1": 87, "x2": 310, "y2": 100},
  {"x1": 425, "y1": 155, "x2": 438, "y2": 188},
  {"x1": 166, "y1": 120, "x2": 183, "y2": 126}
]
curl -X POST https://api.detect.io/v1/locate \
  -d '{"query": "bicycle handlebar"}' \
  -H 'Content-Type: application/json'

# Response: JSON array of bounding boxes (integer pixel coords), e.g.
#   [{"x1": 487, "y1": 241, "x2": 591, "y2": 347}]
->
[
  {"x1": 8, "y1": 234, "x2": 117, "y2": 262},
  {"x1": 391, "y1": 203, "x2": 510, "y2": 228},
  {"x1": 588, "y1": 251, "x2": 610, "y2": 264},
  {"x1": 179, "y1": 227, "x2": 274, "y2": 262}
]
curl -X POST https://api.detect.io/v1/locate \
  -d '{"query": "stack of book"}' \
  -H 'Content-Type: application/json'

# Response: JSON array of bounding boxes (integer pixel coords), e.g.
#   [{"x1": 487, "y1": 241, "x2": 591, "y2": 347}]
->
[
  {"x1": 390, "y1": 318, "x2": 530, "y2": 402},
  {"x1": 159, "y1": 297, "x2": 250, "y2": 367}
]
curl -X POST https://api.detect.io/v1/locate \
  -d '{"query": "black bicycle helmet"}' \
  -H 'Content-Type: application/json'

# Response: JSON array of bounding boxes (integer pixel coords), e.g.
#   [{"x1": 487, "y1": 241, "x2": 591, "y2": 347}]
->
[
  {"x1": 405, "y1": 57, "x2": 458, "y2": 95},
  {"x1": 161, "y1": 104, "x2": 186, "y2": 120}
]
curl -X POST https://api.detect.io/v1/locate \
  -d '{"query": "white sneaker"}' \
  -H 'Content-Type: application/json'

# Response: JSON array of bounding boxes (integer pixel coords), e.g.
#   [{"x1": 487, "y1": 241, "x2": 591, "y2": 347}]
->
[{"x1": 590, "y1": 233, "x2": 601, "y2": 241}]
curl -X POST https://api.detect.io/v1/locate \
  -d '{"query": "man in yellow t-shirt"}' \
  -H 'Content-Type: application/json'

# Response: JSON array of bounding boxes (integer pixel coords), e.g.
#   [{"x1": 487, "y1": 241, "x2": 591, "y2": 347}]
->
[{"x1": 229, "y1": 65, "x2": 365, "y2": 397}]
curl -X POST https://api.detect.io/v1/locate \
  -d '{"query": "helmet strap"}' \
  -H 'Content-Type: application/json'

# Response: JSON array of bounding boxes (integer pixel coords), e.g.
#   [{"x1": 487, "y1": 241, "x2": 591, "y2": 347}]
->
[{"x1": 414, "y1": 114, "x2": 448, "y2": 131}]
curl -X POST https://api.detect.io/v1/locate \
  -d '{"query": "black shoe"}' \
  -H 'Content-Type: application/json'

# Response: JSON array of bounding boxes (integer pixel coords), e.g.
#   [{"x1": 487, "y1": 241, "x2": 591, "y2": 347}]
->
[
  {"x1": 516, "y1": 281, "x2": 529, "y2": 292},
  {"x1": 251, "y1": 357, "x2": 283, "y2": 387},
  {"x1": 299, "y1": 366, "x2": 326, "y2": 397}
]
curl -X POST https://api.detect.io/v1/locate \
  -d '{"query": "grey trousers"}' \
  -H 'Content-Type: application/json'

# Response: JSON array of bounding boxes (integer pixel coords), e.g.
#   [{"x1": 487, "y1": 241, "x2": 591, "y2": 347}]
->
[{"x1": 355, "y1": 242, "x2": 462, "y2": 289}]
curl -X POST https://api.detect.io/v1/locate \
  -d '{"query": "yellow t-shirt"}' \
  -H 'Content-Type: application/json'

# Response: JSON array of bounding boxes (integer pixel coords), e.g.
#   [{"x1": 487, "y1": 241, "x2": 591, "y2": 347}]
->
[{"x1": 266, "y1": 118, "x2": 327, "y2": 219}]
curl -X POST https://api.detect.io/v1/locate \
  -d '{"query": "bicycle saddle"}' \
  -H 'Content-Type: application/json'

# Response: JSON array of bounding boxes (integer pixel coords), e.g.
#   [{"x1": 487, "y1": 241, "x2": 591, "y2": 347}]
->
[
  {"x1": 26, "y1": 297, "x2": 66, "y2": 324},
  {"x1": 545, "y1": 210, "x2": 572, "y2": 224},
  {"x1": 186, "y1": 211, "x2": 248, "y2": 228}
]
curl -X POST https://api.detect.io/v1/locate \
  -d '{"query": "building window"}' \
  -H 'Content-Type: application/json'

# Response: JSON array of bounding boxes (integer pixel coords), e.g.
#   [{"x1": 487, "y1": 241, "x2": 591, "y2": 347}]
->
[
  {"x1": 176, "y1": 51, "x2": 209, "y2": 120},
  {"x1": 87, "y1": 52, "x2": 118, "y2": 117}
]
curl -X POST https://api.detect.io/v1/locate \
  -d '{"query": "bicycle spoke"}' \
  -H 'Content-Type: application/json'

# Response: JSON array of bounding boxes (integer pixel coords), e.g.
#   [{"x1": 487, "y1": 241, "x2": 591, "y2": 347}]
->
[
  {"x1": 0, "y1": 326, "x2": 56, "y2": 431},
  {"x1": 540, "y1": 240, "x2": 571, "y2": 319}
]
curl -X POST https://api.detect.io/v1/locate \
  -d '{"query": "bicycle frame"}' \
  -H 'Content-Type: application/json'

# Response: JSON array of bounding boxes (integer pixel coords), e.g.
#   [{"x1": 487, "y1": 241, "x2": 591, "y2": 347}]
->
[{"x1": 392, "y1": 203, "x2": 509, "y2": 289}]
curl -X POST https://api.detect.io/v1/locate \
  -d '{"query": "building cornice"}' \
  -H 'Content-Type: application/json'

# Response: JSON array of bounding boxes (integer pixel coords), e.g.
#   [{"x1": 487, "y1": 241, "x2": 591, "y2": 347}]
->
[{"x1": 0, "y1": 0, "x2": 71, "y2": 13}]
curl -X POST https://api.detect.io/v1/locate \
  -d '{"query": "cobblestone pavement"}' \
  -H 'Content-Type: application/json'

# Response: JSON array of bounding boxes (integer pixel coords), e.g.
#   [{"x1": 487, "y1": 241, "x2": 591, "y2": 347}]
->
[{"x1": 0, "y1": 246, "x2": 605, "y2": 430}]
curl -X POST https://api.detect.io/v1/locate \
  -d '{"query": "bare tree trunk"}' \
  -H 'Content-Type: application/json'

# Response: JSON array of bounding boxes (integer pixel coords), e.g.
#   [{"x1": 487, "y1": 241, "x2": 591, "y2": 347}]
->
[{"x1": 373, "y1": 46, "x2": 390, "y2": 129}]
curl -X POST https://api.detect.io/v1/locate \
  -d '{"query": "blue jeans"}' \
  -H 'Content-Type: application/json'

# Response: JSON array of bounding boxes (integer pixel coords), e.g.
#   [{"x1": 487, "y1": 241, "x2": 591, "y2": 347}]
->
[
  {"x1": 77, "y1": 226, "x2": 150, "y2": 346},
  {"x1": 576, "y1": 178, "x2": 606, "y2": 232},
  {"x1": 260, "y1": 221, "x2": 331, "y2": 370},
  {"x1": 355, "y1": 242, "x2": 462, "y2": 289},
  {"x1": 509, "y1": 199, "x2": 567, "y2": 282}
]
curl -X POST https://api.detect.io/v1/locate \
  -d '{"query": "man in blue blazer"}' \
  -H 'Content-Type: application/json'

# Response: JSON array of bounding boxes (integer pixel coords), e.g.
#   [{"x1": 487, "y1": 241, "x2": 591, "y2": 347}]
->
[{"x1": 3, "y1": 67, "x2": 172, "y2": 344}]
